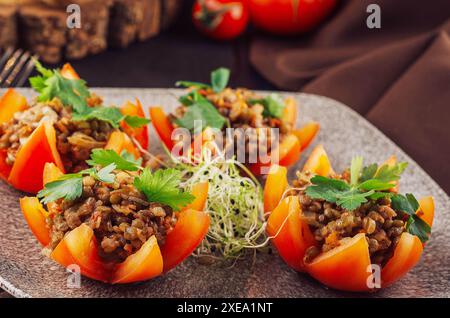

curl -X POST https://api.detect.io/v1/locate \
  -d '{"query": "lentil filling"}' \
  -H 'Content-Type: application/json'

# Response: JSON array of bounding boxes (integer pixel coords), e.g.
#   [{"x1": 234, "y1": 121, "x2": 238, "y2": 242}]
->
[
  {"x1": 48, "y1": 170, "x2": 176, "y2": 263},
  {"x1": 292, "y1": 170, "x2": 407, "y2": 266},
  {"x1": 171, "y1": 88, "x2": 294, "y2": 158},
  {"x1": 0, "y1": 96, "x2": 114, "y2": 172}
]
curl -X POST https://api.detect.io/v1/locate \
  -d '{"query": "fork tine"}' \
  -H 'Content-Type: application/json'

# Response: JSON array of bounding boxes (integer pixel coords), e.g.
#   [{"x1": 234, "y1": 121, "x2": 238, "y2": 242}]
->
[
  {"x1": 5, "y1": 51, "x2": 31, "y2": 88},
  {"x1": 15, "y1": 55, "x2": 37, "y2": 87},
  {"x1": 0, "y1": 49, "x2": 23, "y2": 88},
  {"x1": 0, "y1": 47, "x2": 14, "y2": 71}
]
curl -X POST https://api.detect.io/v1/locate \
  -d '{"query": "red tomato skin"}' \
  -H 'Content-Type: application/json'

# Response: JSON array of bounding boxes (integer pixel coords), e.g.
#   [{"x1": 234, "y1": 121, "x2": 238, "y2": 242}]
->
[
  {"x1": 248, "y1": 0, "x2": 337, "y2": 35},
  {"x1": 193, "y1": 0, "x2": 250, "y2": 40}
]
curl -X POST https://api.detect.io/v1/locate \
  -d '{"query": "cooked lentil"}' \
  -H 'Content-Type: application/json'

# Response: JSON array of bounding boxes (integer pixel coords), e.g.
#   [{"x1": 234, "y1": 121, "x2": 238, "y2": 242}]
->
[
  {"x1": 0, "y1": 97, "x2": 114, "y2": 172},
  {"x1": 293, "y1": 170, "x2": 407, "y2": 266},
  {"x1": 171, "y1": 88, "x2": 293, "y2": 160},
  {"x1": 47, "y1": 170, "x2": 176, "y2": 263}
]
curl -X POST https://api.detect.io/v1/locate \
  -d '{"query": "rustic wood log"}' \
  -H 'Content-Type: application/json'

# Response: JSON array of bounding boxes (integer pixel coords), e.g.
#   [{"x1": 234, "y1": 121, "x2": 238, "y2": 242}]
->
[
  {"x1": 0, "y1": 5, "x2": 18, "y2": 50},
  {"x1": 137, "y1": 0, "x2": 161, "y2": 42},
  {"x1": 109, "y1": 0, "x2": 152, "y2": 48},
  {"x1": 160, "y1": 0, "x2": 183, "y2": 30},
  {"x1": 65, "y1": 0, "x2": 111, "y2": 59},
  {"x1": 0, "y1": 0, "x2": 183, "y2": 63},
  {"x1": 18, "y1": 5, "x2": 66, "y2": 64}
]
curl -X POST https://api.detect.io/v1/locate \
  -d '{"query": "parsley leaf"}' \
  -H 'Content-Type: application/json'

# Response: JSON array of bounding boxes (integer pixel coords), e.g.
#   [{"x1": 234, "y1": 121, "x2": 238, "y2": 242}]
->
[
  {"x1": 175, "y1": 100, "x2": 226, "y2": 132},
  {"x1": 391, "y1": 193, "x2": 420, "y2": 215},
  {"x1": 305, "y1": 157, "x2": 430, "y2": 243},
  {"x1": 392, "y1": 193, "x2": 431, "y2": 243},
  {"x1": 175, "y1": 81, "x2": 211, "y2": 90},
  {"x1": 30, "y1": 61, "x2": 90, "y2": 114},
  {"x1": 134, "y1": 168, "x2": 195, "y2": 211},
  {"x1": 95, "y1": 163, "x2": 117, "y2": 183},
  {"x1": 72, "y1": 106, "x2": 125, "y2": 128},
  {"x1": 305, "y1": 157, "x2": 409, "y2": 211},
  {"x1": 175, "y1": 67, "x2": 230, "y2": 93},
  {"x1": 360, "y1": 163, "x2": 378, "y2": 182},
  {"x1": 37, "y1": 177, "x2": 83, "y2": 204},
  {"x1": 306, "y1": 176, "x2": 374, "y2": 211},
  {"x1": 37, "y1": 164, "x2": 120, "y2": 204},
  {"x1": 30, "y1": 62, "x2": 142, "y2": 129},
  {"x1": 120, "y1": 150, "x2": 143, "y2": 166},
  {"x1": 124, "y1": 115, "x2": 151, "y2": 128},
  {"x1": 179, "y1": 89, "x2": 210, "y2": 106},
  {"x1": 87, "y1": 149, "x2": 141, "y2": 171},
  {"x1": 211, "y1": 67, "x2": 230, "y2": 93},
  {"x1": 350, "y1": 156, "x2": 363, "y2": 186},
  {"x1": 358, "y1": 179, "x2": 396, "y2": 191},
  {"x1": 374, "y1": 162, "x2": 408, "y2": 183},
  {"x1": 305, "y1": 176, "x2": 350, "y2": 203},
  {"x1": 406, "y1": 215, "x2": 431, "y2": 243},
  {"x1": 249, "y1": 93, "x2": 285, "y2": 119},
  {"x1": 336, "y1": 189, "x2": 375, "y2": 211}
]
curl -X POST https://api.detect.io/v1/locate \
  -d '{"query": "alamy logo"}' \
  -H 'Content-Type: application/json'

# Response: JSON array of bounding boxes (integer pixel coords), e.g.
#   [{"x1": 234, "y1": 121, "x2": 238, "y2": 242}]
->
[
  {"x1": 66, "y1": 4, "x2": 81, "y2": 29},
  {"x1": 366, "y1": 264, "x2": 381, "y2": 289},
  {"x1": 366, "y1": 4, "x2": 381, "y2": 29},
  {"x1": 66, "y1": 264, "x2": 81, "y2": 288}
]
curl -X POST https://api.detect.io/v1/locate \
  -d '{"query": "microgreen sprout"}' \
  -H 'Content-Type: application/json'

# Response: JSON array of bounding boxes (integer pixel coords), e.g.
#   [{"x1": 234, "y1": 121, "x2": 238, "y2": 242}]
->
[{"x1": 175, "y1": 151, "x2": 267, "y2": 259}]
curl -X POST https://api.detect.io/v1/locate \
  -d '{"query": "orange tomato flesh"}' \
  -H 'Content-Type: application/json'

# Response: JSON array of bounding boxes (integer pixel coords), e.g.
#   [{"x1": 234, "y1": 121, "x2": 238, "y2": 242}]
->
[
  {"x1": 417, "y1": 196, "x2": 434, "y2": 227},
  {"x1": 19, "y1": 197, "x2": 51, "y2": 246},
  {"x1": 0, "y1": 88, "x2": 27, "y2": 124},
  {"x1": 112, "y1": 235, "x2": 163, "y2": 284},
  {"x1": 293, "y1": 122, "x2": 320, "y2": 151},
  {"x1": 250, "y1": 134, "x2": 301, "y2": 175},
  {"x1": 105, "y1": 131, "x2": 140, "y2": 159},
  {"x1": 60, "y1": 63, "x2": 80, "y2": 80},
  {"x1": 8, "y1": 121, "x2": 64, "y2": 193},
  {"x1": 281, "y1": 97, "x2": 297, "y2": 126},
  {"x1": 381, "y1": 155, "x2": 399, "y2": 192},
  {"x1": 264, "y1": 164, "x2": 288, "y2": 213},
  {"x1": 149, "y1": 107, "x2": 175, "y2": 150},
  {"x1": 381, "y1": 232, "x2": 423, "y2": 287},
  {"x1": 267, "y1": 196, "x2": 315, "y2": 272},
  {"x1": 43, "y1": 162, "x2": 64, "y2": 186},
  {"x1": 120, "y1": 99, "x2": 149, "y2": 150},
  {"x1": 62, "y1": 224, "x2": 110, "y2": 283},
  {"x1": 161, "y1": 209, "x2": 210, "y2": 272},
  {"x1": 0, "y1": 149, "x2": 12, "y2": 181},
  {"x1": 305, "y1": 233, "x2": 372, "y2": 292},
  {"x1": 302, "y1": 144, "x2": 334, "y2": 176},
  {"x1": 183, "y1": 182, "x2": 209, "y2": 211}
]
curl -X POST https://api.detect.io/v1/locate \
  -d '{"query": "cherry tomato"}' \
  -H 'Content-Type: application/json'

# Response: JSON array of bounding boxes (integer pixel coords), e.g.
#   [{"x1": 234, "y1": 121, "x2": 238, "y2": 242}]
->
[
  {"x1": 193, "y1": 0, "x2": 250, "y2": 40},
  {"x1": 248, "y1": 0, "x2": 337, "y2": 35}
]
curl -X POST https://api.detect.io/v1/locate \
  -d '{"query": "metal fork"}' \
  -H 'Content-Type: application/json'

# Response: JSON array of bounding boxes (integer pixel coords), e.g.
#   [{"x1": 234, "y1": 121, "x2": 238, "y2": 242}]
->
[{"x1": 0, "y1": 47, "x2": 37, "y2": 88}]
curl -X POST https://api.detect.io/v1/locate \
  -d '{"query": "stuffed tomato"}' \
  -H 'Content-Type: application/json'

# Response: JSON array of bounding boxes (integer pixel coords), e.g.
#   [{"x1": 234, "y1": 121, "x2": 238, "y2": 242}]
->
[
  {"x1": 264, "y1": 145, "x2": 434, "y2": 291},
  {"x1": 20, "y1": 151, "x2": 210, "y2": 284},
  {"x1": 150, "y1": 68, "x2": 319, "y2": 174},
  {"x1": 0, "y1": 63, "x2": 149, "y2": 193}
]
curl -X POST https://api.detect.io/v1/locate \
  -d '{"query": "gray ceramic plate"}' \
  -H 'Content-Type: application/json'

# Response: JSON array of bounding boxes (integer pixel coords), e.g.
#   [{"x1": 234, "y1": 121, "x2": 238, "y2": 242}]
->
[{"x1": 1, "y1": 88, "x2": 449, "y2": 298}]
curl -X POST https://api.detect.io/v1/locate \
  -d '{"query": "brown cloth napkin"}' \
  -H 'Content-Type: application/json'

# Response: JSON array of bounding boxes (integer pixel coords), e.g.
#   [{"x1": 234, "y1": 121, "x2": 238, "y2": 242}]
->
[{"x1": 250, "y1": 0, "x2": 450, "y2": 195}]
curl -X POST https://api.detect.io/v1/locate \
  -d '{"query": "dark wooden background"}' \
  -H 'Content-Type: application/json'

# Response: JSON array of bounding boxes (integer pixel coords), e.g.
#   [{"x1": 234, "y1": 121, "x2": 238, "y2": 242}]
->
[{"x1": 45, "y1": 0, "x2": 274, "y2": 90}]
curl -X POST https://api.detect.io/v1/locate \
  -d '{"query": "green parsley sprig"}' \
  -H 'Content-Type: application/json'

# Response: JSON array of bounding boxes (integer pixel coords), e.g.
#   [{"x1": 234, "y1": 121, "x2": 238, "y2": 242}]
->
[
  {"x1": 30, "y1": 61, "x2": 90, "y2": 114},
  {"x1": 249, "y1": 93, "x2": 286, "y2": 119},
  {"x1": 305, "y1": 157, "x2": 408, "y2": 211},
  {"x1": 305, "y1": 156, "x2": 431, "y2": 243},
  {"x1": 175, "y1": 70, "x2": 228, "y2": 132},
  {"x1": 134, "y1": 168, "x2": 195, "y2": 211},
  {"x1": 391, "y1": 194, "x2": 431, "y2": 243},
  {"x1": 176, "y1": 67, "x2": 230, "y2": 93},
  {"x1": 37, "y1": 149, "x2": 194, "y2": 211},
  {"x1": 30, "y1": 61, "x2": 150, "y2": 129},
  {"x1": 37, "y1": 163, "x2": 117, "y2": 204}
]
